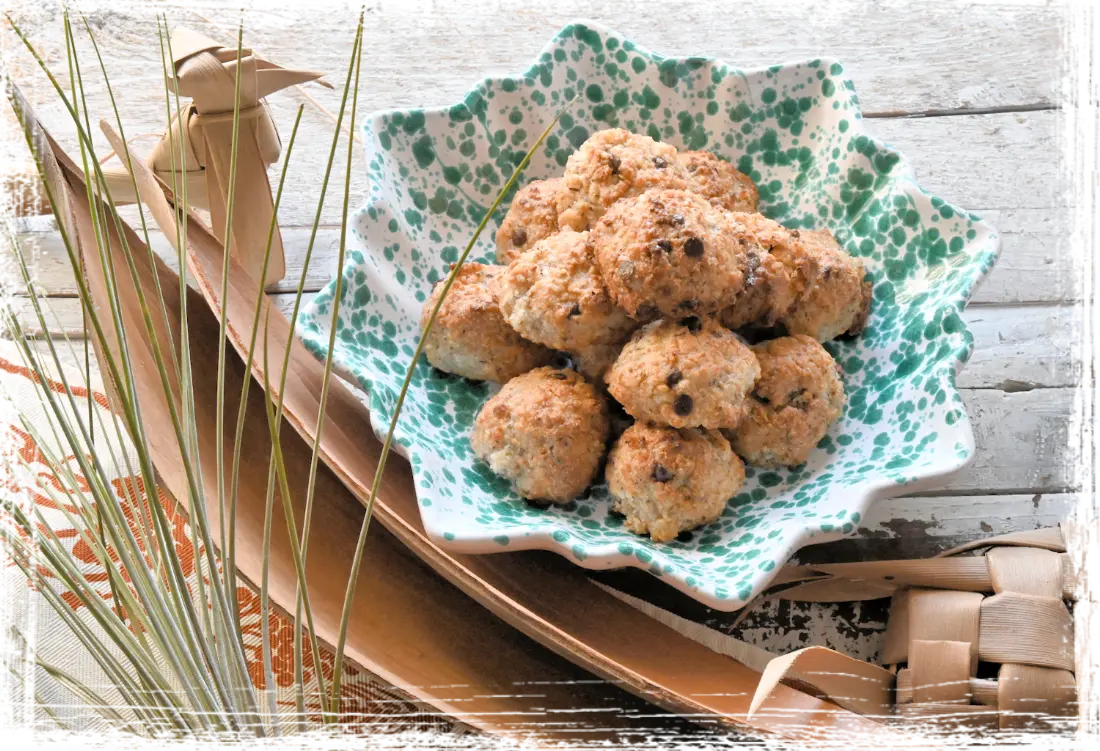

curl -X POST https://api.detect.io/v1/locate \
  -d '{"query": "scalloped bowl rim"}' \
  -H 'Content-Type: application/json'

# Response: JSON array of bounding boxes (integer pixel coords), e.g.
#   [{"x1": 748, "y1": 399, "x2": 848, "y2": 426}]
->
[{"x1": 305, "y1": 20, "x2": 1000, "y2": 611}]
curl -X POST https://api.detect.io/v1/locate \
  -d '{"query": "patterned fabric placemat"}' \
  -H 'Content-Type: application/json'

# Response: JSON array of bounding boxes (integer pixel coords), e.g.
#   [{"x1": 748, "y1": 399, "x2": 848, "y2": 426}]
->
[{"x1": 0, "y1": 339, "x2": 456, "y2": 734}]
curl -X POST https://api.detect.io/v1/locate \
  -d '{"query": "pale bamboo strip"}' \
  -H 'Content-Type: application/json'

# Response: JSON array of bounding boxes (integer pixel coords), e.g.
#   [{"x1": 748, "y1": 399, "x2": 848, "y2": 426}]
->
[
  {"x1": 896, "y1": 703, "x2": 1000, "y2": 730},
  {"x1": 770, "y1": 576, "x2": 897, "y2": 602},
  {"x1": 908, "y1": 589, "x2": 983, "y2": 674},
  {"x1": 996, "y1": 664, "x2": 1076, "y2": 730},
  {"x1": 986, "y1": 547, "x2": 1063, "y2": 597},
  {"x1": 1056, "y1": 518, "x2": 1100, "y2": 554},
  {"x1": 813, "y1": 558, "x2": 992, "y2": 592},
  {"x1": 1069, "y1": 602, "x2": 1095, "y2": 747},
  {"x1": 909, "y1": 640, "x2": 972, "y2": 705},
  {"x1": 895, "y1": 668, "x2": 913, "y2": 704},
  {"x1": 897, "y1": 672, "x2": 1003, "y2": 708},
  {"x1": 1060, "y1": 554, "x2": 1100, "y2": 602},
  {"x1": 934, "y1": 527, "x2": 1065, "y2": 558},
  {"x1": 970, "y1": 678, "x2": 999, "y2": 707},
  {"x1": 748, "y1": 646, "x2": 895, "y2": 720},
  {"x1": 880, "y1": 590, "x2": 911, "y2": 666},
  {"x1": 979, "y1": 593, "x2": 1074, "y2": 671}
]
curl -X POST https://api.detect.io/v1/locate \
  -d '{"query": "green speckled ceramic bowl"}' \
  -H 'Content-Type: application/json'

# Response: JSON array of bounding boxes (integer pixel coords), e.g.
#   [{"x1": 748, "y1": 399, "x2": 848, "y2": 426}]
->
[{"x1": 297, "y1": 21, "x2": 999, "y2": 611}]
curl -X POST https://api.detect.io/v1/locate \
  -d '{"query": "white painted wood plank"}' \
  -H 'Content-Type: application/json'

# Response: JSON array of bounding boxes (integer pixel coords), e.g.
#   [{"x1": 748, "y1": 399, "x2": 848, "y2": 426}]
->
[
  {"x1": 954, "y1": 387, "x2": 1074, "y2": 494},
  {"x1": 4, "y1": 8, "x2": 1062, "y2": 226},
  {"x1": 957, "y1": 304, "x2": 1078, "y2": 390},
  {"x1": 10, "y1": 205, "x2": 1075, "y2": 306},
  {"x1": 6, "y1": 291, "x2": 1079, "y2": 391},
  {"x1": 4, "y1": 0, "x2": 1059, "y2": 135}
]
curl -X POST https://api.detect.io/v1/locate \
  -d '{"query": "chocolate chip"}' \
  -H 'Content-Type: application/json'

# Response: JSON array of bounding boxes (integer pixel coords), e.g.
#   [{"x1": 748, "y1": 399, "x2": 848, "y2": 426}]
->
[
  {"x1": 671, "y1": 213, "x2": 685, "y2": 225},
  {"x1": 673, "y1": 394, "x2": 694, "y2": 416},
  {"x1": 676, "y1": 530, "x2": 695, "y2": 543},
  {"x1": 823, "y1": 266, "x2": 834, "y2": 280},
  {"x1": 608, "y1": 154, "x2": 621, "y2": 174},
  {"x1": 653, "y1": 156, "x2": 668, "y2": 169},
  {"x1": 651, "y1": 464, "x2": 674, "y2": 483},
  {"x1": 549, "y1": 351, "x2": 574, "y2": 370},
  {"x1": 683, "y1": 237, "x2": 704, "y2": 258},
  {"x1": 656, "y1": 239, "x2": 673, "y2": 253},
  {"x1": 790, "y1": 229, "x2": 801, "y2": 238},
  {"x1": 666, "y1": 369, "x2": 683, "y2": 388},
  {"x1": 679, "y1": 316, "x2": 702, "y2": 333},
  {"x1": 567, "y1": 303, "x2": 582, "y2": 318},
  {"x1": 635, "y1": 304, "x2": 658, "y2": 320},
  {"x1": 751, "y1": 390, "x2": 770, "y2": 405},
  {"x1": 548, "y1": 372, "x2": 569, "y2": 380},
  {"x1": 788, "y1": 387, "x2": 809, "y2": 409},
  {"x1": 511, "y1": 227, "x2": 528, "y2": 247}
]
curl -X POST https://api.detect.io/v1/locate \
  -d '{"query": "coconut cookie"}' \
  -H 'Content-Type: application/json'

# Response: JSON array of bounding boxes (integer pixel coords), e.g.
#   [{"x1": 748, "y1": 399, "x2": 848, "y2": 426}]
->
[
  {"x1": 607, "y1": 316, "x2": 760, "y2": 429},
  {"x1": 606, "y1": 423, "x2": 744, "y2": 542},
  {"x1": 470, "y1": 367, "x2": 609, "y2": 503},
  {"x1": 420, "y1": 263, "x2": 551, "y2": 382},
  {"x1": 496, "y1": 229, "x2": 637, "y2": 351},
  {"x1": 556, "y1": 128, "x2": 690, "y2": 231},
  {"x1": 719, "y1": 212, "x2": 819, "y2": 331},
  {"x1": 566, "y1": 340, "x2": 624, "y2": 385},
  {"x1": 727, "y1": 335, "x2": 845, "y2": 468},
  {"x1": 495, "y1": 178, "x2": 566, "y2": 265},
  {"x1": 678, "y1": 150, "x2": 758, "y2": 213},
  {"x1": 780, "y1": 229, "x2": 873, "y2": 342},
  {"x1": 591, "y1": 189, "x2": 749, "y2": 318}
]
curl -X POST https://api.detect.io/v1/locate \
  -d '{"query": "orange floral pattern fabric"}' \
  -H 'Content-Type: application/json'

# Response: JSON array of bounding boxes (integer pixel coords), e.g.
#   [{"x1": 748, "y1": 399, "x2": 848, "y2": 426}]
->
[{"x1": 0, "y1": 343, "x2": 453, "y2": 732}]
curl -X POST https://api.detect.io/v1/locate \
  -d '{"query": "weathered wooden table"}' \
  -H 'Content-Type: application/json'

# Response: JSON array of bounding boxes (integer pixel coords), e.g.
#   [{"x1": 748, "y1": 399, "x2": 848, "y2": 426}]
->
[{"x1": 3, "y1": 1, "x2": 1073, "y2": 661}]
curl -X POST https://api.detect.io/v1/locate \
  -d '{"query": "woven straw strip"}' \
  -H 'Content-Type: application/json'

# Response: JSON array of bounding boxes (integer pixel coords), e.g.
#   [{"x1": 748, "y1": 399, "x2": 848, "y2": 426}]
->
[
  {"x1": 986, "y1": 547, "x2": 1063, "y2": 597},
  {"x1": 1069, "y1": 602, "x2": 1095, "y2": 747},
  {"x1": 880, "y1": 590, "x2": 910, "y2": 666},
  {"x1": 898, "y1": 675, "x2": 1000, "y2": 709},
  {"x1": 910, "y1": 640, "x2": 973, "y2": 705},
  {"x1": 896, "y1": 703, "x2": 1001, "y2": 730},
  {"x1": 979, "y1": 593, "x2": 1074, "y2": 671},
  {"x1": 1056, "y1": 518, "x2": 1100, "y2": 554},
  {"x1": 816, "y1": 558, "x2": 992, "y2": 592},
  {"x1": 933, "y1": 527, "x2": 1066, "y2": 558},
  {"x1": 908, "y1": 589, "x2": 983, "y2": 674},
  {"x1": 1060, "y1": 551, "x2": 1100, "y2": 606},
  {"x1": 997, "y1": 664, "x2": 1076, "y2": 730}
]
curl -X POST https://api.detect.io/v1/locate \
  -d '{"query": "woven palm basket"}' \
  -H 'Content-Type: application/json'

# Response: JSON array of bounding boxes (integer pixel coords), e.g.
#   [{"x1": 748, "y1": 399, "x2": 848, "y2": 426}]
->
[{"x1": 770, "y1": 526, "x2": 1078, "y2": 730}]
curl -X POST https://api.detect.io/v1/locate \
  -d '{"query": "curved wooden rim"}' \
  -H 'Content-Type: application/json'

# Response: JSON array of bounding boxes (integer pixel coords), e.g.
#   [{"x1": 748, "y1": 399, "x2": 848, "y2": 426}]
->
[{"x1": 173, "y1": 175, "x2": 894, "y2": 742}]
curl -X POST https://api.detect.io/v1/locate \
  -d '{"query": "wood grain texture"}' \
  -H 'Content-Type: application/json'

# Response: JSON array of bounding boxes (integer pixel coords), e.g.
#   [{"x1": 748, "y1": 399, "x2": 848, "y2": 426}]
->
[
  {"x1": 0, "y1": 0, "x2": 1073, "y2": 665},
  {"x1": 6, "y1": 281, "x2": 1082, "y2": 390}
]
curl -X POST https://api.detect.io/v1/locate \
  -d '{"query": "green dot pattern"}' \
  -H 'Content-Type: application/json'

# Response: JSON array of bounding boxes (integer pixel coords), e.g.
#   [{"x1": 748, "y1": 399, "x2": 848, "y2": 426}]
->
[{"x1": 296, "y1": 22, "x2": 1000, "y2": 611}]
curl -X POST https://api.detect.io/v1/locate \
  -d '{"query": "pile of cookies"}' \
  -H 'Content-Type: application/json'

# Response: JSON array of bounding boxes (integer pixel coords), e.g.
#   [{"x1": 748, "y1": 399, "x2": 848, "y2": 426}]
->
[{"x1": 420, "y1": 128, "x2": 871, "y2": 543}]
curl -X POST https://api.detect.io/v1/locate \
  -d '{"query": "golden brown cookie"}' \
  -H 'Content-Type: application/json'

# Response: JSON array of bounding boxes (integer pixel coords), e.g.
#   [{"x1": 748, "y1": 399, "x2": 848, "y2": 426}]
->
[
  {"x1": 495, "y1": 178, "x2": 566, "y2": 264},
  {"x1": 780, "y1": 228, "x2": 870, "y2": 342},
  {"x1": 496, "y1": 229, "x2": 636, "y2": 350},
  {"x1": 606, "y1": 423, "x2": 744, "y2": 542},
  {"x1": 678, "y1": 150, "x2": 758, "y2": 212},
  {"x1": 607, "y1": 316, "x2": 760, "y2": 429},
  {"x1": 556, "y1": 128, "x2": 689, "y2": 231},
  {"x1": 591, "y1": 189, "x2": 749, "y2": 318},
  {"x1": 470, "y1": 366, "x2": 609, "y2": 503},
  {"x1": 420, "y1": 263, "x2": 550, "y2": 382},
  {"x1": 726, "y1": 335, "x2": 845, "y2": 468}
]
